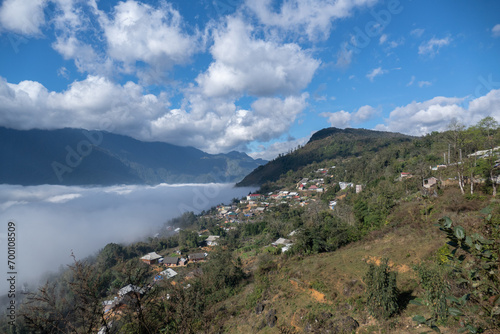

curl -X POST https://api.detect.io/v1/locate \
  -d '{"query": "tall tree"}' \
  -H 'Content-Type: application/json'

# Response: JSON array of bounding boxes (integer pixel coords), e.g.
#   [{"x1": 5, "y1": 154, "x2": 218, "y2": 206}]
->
[{"x1": 477, "y1": 117, "x2": 499, "y2": 196}]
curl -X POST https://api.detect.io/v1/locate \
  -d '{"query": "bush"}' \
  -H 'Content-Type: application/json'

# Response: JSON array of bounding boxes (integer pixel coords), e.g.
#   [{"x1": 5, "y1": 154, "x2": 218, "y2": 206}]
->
[
  {"x1": 364, "y1": 258, "x2": 399, "y2": 319},
  {"x1": 413, "y1": 263, "x2": 449, "y2": 323}
]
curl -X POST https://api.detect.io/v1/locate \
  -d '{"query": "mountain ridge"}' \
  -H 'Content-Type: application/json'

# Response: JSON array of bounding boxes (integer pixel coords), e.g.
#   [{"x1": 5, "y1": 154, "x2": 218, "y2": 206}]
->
[
  {"x1": 237, "y1": 127, "x2": 413, "y2": 187},
  {"x1": 0, "y1": 127, "x2": 266, "y2": 186}
]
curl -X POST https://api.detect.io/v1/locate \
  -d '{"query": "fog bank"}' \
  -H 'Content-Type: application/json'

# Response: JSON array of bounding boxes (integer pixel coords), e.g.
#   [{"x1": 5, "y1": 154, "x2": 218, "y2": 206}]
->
[{"x1": 0, "y1": 183, "x2": 256, "y2": 293}]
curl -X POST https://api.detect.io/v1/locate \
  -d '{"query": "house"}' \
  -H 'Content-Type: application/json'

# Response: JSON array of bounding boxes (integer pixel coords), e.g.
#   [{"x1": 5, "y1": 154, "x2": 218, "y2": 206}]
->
[
  {"x1": 339, "y1": 182, "x2": 354, "y2": 190},
  {"x1": 102, "y1": 299, "x2": 118, "y2": 314},
  {"x1": 140, "y1": 252, "x2": 163, "y2": 265},
  {"x1": 179, "y1": 257, "x2": 188, "y2": 266},
  {"x1": 401, "y1": 172, "x2": 411, "y2": 178},
  {"x1": 423, "y1": 177, "x2": 438, "y2": 189},
  {"x1": 355, "y1": 185, "x2": 363, "y2": 193},
  {"x1": 206, "y1": 235, "x2": 220, "y2": 246},
  {"x1": 308, "y1": 185, "x2": 318, "y2": 191},
  {"x1": 118, "y1": 284, "x2": 144, "y2": 298},
  {"x1": 272, "y1": 238, "x2": 292, "y2": 246},
  {"x1": 329, "y1": 201, "x2": 337, "y2": 210},
  {"x1": 163, "y1": 257, "x2": 179, "y2": 267},
  {"x1": 271, "y1": 238, "x2": 293, "y2": 252},
  {"x1": 159, "y1": 268, "x2": 178, "y2": 279},
  {"x1": 188, "y1": 253, "x2": 207, "y2": 263},
  {"x1": 246, "y1": 194, "x2": 262, "y2": 201}
]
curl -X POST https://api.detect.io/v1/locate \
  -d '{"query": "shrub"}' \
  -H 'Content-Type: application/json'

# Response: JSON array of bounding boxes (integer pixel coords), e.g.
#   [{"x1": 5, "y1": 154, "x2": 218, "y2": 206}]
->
[{"x1": 364, "y1": 258, "x2": 399, "y2": 319}]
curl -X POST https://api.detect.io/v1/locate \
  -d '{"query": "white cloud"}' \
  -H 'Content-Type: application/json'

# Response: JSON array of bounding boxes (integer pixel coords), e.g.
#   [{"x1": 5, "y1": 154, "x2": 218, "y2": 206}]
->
[
  {"x1": 379, "y1": 33, "x2": 387, "y2": 44},
  {"x1": 245, "y1": 0, "x2": 378, "y2": 41},
  {"x1": 366, "y1": 67, "x2": 386, "y2": 81},
  {"x1": 249, "y1": 135, "x2": 311, "y2": 160},
  {"x1": 0, "y1": 0, "x2": 46, "y2": 35},
  {"x1": 0, "y1": 75, "x2": 309, "y2": 153},
  {"x1": 375, "y1": 89, "x2": 500, "y2": 135},
  {"x1": 418, "y1": 81, "x2": 432, "y2": 87},
  {"x1": 320, "y1": 105, "x2": 377, "y2": 128},
  {"x1": 320, "y1": 110, "x2": 352, "y2": 128},
  {"x1": 0, "y1": 75, "x2": 168, "y2": 134},
  {"x1": 492, "y1": 24, "x2": 500, "y2": 38},
  {"x1": 99, "y1": 0, "x2": 199, "y2": 83},
  {"x1": 49, "y1": 0, "x2": 199, "y2": 83},
  {"x1": 418, "y1": 36, "x2": 451, "y2": 56},
  {"x1": 150, "y1": 93, "x2": 309, "y2": 153},
  {"x1": 355, "y1": 105, "x2": 377, "y2": 122},
  {"x1": 410, "y1": 28, "x2": 424, "y2": 38},
  {"x1": 0, "y1": 183, "x2": 255, "y2": 294},
  {"x1": 195, "y1": 17, "x2": 320, "y2": 98}
]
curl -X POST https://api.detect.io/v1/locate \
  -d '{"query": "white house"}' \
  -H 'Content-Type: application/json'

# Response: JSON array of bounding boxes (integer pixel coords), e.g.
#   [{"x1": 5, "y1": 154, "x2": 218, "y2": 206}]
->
[{"x1": 206, "y1": 235, "x2": 220, "y2": 246}]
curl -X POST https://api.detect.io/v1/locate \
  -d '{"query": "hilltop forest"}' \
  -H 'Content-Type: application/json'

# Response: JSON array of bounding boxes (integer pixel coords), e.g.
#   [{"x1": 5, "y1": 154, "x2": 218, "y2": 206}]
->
[{"x1": 2, "y1": 117, "x2": 499, "y2": 334}]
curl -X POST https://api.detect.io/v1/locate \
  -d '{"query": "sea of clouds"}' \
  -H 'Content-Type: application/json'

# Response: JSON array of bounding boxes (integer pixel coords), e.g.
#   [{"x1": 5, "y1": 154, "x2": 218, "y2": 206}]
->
[{"x1": 0, "y1": 183, "x2": 256, "y2": 294}]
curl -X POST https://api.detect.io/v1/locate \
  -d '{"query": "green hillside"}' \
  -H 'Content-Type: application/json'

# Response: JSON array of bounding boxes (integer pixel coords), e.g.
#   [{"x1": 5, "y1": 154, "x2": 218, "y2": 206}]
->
[
  {"x1": 3, "y1": 118, "x2": 499, "y2": 334},
  {"x1": 237, "y1": 127, "x2": 413, "y2": 187}
]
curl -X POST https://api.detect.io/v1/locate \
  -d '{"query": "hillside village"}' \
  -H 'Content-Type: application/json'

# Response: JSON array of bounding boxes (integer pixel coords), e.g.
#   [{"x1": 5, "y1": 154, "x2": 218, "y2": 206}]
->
[
  {"x1": 93, "y1": 138, "x2": 500, "y2": 332},
  {"x1": 3, "y1": 123, "x2": 500, "y2": 334}
]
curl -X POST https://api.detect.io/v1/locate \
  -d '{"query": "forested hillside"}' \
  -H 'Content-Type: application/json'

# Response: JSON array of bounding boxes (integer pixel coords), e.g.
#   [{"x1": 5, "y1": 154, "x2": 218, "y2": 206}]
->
[
  {"x1": 237, "y1": 127, "x2": 412, "y2": 187},
  {"x1": 2, "y1": 118, "x2": 499, "y2": 334}
]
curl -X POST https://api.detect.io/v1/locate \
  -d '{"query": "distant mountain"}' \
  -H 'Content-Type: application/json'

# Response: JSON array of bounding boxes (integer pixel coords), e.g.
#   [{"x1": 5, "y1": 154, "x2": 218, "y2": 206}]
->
[
  {"x1": 236, "y1": 127, "x2": 412, "y2": 186},
  {"x1": 0, "y1": 127, "x2": 266, "y2": 186}
]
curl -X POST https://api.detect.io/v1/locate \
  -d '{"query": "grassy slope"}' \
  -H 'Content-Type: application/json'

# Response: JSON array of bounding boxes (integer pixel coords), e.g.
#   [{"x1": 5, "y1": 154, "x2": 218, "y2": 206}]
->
[{"x1": 209, "y1": 188, "x2": 491, "y2": 333}]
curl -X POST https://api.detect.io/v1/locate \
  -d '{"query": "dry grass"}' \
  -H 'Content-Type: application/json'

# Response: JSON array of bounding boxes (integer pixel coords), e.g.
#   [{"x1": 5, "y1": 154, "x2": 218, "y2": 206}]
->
[{"x1": 214, "y1": 188, "x2": 488, "y2": 333}]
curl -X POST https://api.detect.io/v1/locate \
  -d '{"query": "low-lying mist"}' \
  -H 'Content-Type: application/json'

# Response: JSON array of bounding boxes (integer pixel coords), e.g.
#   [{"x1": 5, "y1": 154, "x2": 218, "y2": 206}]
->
[{"x1": 0, "y1": 183, "x2": 256, "y2": 294}]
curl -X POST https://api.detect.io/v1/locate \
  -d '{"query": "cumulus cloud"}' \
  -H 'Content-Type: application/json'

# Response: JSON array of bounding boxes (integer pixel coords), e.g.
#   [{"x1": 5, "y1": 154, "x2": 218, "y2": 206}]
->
[
  {"x1": 245, "y1": 0, "x2": 377, "y2": 41},
  {"x1": 418, "y1": 36, "x2": 451, "y2": 56},
  {"x1": 150, "y1": 93, "x2": 309, "y2": 152},
  {"x1": 0, "y1": 75, "x2": 168, "y2": 134},
  {"x1": 0, "y1": 183, "x2": 256, "y2": 294},
  {"x1": 492, "y1": 24, "x2": 500, "y2": 38},
  {"x1": 49, "y1": 0, "x2": 200, "y2": 83},
  {"x1": 99, "y1": 0, "x2": 199, "y2": 83},
  {"x1": 320, "y1": 105, "x2": 377, "y2": 128},
  {"x1": 366, "y1": 67, "x2": 386, "y2": 81},
  {"x1": 375, "y1": 89, "x2": 500, "y2": 135},
  {"x1": 0, "y1": 0, "x2": 46, "y2": 35},
  {"x1": 0, "y1": 3, "x2": 320, "y2": 155},
  {"x1": 0, "y1": 75, "x2": 309, "y2": 153},
  {"x1": 195, "y1": 17, "x2": 320, "y2": 98}
]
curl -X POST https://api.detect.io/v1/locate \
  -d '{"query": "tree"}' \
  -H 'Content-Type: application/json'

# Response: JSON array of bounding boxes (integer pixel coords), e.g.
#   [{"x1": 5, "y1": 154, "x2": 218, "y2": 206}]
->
[
  {"x1": 21, "y1": 253, "x2": 113, "y2": 333},
  {"x1": 477, "y1": 117, "x2": 499, "y2": 196},
  {"x1": 447, "y1": 120, "x2": 467, "y2": 194}
]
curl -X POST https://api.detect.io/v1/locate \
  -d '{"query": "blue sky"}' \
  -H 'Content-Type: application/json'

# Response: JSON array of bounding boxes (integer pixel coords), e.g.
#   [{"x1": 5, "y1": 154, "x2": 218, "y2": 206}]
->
[{"x1": 0, "y1": 0, "x2": 499, "y2": 160}]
